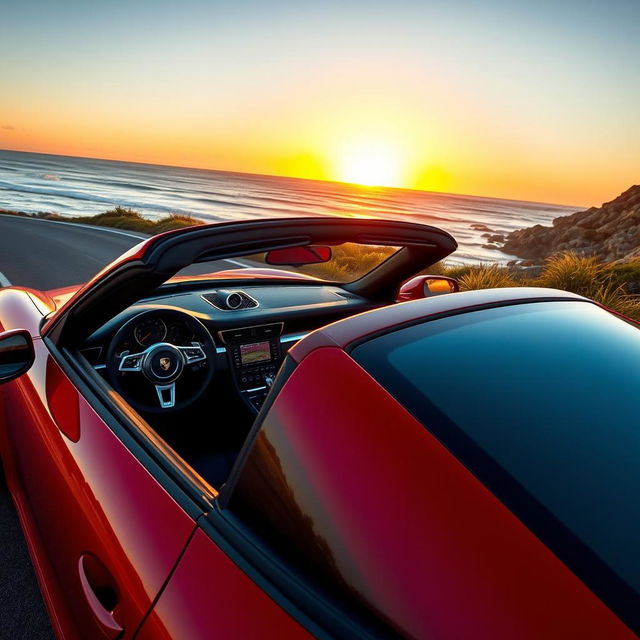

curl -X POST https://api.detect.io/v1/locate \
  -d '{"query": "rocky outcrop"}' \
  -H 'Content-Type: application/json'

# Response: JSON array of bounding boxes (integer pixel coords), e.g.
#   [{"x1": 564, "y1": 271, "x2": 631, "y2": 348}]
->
[{"x1": 503, "y1": 185, "x2": 640, "y2": 262}]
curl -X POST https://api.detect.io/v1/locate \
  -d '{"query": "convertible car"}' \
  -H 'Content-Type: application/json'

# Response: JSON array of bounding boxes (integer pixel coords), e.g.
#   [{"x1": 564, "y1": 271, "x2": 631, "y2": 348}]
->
[{"x1": 0, "y1": 217, "x2": 638, "y2": 639}]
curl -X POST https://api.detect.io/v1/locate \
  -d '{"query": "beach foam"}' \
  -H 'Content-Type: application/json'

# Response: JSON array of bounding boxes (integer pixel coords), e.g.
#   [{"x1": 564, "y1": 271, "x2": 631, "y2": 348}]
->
[{"x1": 0, "y1": 149, "x2": 577, "y2": 264}]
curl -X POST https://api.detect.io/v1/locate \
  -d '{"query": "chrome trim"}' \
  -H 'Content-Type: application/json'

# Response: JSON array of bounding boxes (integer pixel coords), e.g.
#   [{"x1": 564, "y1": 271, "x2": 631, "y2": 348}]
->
[
  {"x1": 215, "y1": 346, "x2": 227, "y2": 354},
  {"x1": 280, "y1": 332, "x2": 309, "y2": 343},
  {"x1": 94, "y1": 364, "x2": 106, "y2": 370},
  {"x1": 225, "y1": 292, "x2": 242, "y2": 309},
  {"x1": 155, "y1": 383, "x2": 176, "y2": 409},
  {"x1": 118, "y1": 350, "x2": 145, "y2": 372},
  {"x1": 200, "y1": 290, "x2": 259, "y2": 311},
  {"x1": 177, "y1": 342, "x2": 207, "y2": 363},
  {"x1": 244, "y1": 385, "x2": 267, "y2": 393}
]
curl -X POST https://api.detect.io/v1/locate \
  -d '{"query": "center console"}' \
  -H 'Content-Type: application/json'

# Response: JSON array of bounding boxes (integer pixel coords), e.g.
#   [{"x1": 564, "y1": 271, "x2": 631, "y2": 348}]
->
[{"x1": 219, "y1": 323, "x2": 283, "y2": 412}]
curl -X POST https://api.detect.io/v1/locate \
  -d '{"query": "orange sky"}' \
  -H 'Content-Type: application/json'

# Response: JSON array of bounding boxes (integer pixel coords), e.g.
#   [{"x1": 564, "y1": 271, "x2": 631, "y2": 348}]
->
[{"x1": 1, "y1": 1, "x2": 638, "y2": 207}]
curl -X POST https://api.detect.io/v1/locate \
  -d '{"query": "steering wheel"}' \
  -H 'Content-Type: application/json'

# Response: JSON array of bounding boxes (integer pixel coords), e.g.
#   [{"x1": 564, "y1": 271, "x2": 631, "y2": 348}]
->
[{"x1": 106, "y1": 309, "x2": 216, "y2": 413}]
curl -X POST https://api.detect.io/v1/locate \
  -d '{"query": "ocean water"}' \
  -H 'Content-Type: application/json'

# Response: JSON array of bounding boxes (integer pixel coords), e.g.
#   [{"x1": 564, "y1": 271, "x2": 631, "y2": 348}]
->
[{"x1": 0, "y1": 149, "x2": 577, "y2": 264}]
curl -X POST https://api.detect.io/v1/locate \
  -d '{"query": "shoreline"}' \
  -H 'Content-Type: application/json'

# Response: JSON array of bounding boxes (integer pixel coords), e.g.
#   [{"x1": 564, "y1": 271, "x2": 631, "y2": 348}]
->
[
  {"x1": 0, "y1": 148, "x2": 585, "y2": 209},
  {"x1": 0, "y1": 206, "x2": 202, "y2": 235},
  {"x1": 2, "y1": 206, "x2": 639, "y2": 320}
]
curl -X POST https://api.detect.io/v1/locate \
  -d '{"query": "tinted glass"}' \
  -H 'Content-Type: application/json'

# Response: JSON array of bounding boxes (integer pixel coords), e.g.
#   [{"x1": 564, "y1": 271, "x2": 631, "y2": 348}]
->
[
  {"x1": 352, "y1": 301, "x2": 640, "y2": 601},
  {"x1": 0, "y1": 333, "x2": 32, "y2": 379}
]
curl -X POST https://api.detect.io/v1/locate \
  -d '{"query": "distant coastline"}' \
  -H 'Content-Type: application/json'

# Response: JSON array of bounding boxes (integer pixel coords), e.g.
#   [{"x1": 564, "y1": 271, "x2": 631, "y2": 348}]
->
[
  {"x1": 0, "y1": 206, "x2": 200, "y2": 235},
  {"x1": 0, "y1": 149, "x2": 577, "y2": 265},
  {"x1": 0, "y1": 148, "x2": 583, "y2": 209}
]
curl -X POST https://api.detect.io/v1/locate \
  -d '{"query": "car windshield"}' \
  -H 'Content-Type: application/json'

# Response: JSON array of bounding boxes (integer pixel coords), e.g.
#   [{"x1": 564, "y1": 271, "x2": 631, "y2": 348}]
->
[
  {"x1": 167, "y1": 241, "x2": 399, "y2": 284},
  {"x1": 353, "y1": 301, "x2": 640, "y2": 601}
]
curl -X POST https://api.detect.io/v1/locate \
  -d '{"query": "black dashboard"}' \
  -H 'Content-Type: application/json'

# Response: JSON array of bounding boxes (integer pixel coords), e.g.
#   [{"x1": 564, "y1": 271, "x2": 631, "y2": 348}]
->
[{"x1": 83, "y1": 281, "x2": 376, "y2": 414}]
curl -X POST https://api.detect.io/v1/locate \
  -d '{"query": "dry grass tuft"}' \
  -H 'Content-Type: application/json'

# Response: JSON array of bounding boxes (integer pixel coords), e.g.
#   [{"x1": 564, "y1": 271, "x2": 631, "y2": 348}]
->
[
  {"x1": 536, "y1": 252, "x2": 605, "y2": 297},
  {"x1": 589, "y1": 283, "x2": 640, "y2": 321},
  {"x1": 298, "y1": 243, "x2": 396, "y2": 282},
  {"x1": 0, "y1": 206, "x2": 202, "y2": 234},
  {"x1": 458, "y1": 264, "x2": 518, "y2": 290},
  {"x1": 2, "y1": 208, "x2": 640, "y2": 316}
]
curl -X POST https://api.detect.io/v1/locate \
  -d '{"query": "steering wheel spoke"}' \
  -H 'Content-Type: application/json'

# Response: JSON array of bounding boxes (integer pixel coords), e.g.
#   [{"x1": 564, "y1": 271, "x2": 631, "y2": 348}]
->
[
  {"x1": 178, "y1": 342, "x2": 207, "y2": 364},
  {"x1": 107, "y1": 310, "x2": 215, "y2": 413},
  {"x1": 155, "y1": 382, "x2": 176, "y2": 409},
  {"x1": 118, "y1": 351, "x2": 146, "y2": 372}
]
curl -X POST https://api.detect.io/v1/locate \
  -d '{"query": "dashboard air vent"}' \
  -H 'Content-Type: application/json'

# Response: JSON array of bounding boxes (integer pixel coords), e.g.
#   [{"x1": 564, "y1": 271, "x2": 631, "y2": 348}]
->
[{"x1": 201, "y1": 290, "x2": 259, "y2": 311}]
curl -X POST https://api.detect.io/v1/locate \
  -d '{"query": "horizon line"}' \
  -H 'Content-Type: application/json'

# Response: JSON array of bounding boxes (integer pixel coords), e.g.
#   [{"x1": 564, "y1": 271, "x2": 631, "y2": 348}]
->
[{"x1": 0, "y1": 146, "x2": 583, "y2": 211}]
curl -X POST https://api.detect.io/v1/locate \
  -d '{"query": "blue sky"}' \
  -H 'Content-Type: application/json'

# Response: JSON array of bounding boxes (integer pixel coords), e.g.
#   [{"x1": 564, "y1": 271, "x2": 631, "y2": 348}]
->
[{"x1": 1, "y1": 0, "x2": 638, "y2": 204}]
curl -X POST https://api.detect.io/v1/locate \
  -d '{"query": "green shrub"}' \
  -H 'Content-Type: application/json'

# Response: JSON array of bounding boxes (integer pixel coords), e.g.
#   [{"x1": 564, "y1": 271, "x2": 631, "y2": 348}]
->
[
  {"x1": 589, "y1": 283, "x2": 640, "y2": 321},
  {"x1": 298, "y1": 243, "x2": 396, "y2": 281},
  {"x1": 0, "y1": 206, "x2": 202, "y2": 234},
  {"x1": 536, "y1": 252, "x2": 605, "y2": 297},
  {"x1": 441, "y1": 264, "x2": 474, "y2": 280},
  {"x1": 2, "y1": 208, "x2": 640, "y2": 307},
  {"x1": 603, "y1": 262, "x2": 640, "y2": 293},
  {"x1": 459, "y1": 264, "x2": 517, "y2": 290}
]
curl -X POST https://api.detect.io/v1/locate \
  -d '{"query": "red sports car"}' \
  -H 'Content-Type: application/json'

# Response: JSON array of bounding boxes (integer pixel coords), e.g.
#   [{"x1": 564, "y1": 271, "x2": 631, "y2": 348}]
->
[{"x1": 0, "y1": 218, "x2": 637, "y2": 639}]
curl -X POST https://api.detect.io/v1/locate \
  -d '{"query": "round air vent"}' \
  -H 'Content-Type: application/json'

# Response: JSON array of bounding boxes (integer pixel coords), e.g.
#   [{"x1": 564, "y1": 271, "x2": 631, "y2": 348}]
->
[
  {"x1": 226, "y1": 292, "x2": 243, "y2": 309},
  {"x1": 201, "y1": 290, "x2": 259, "y2": 311}
]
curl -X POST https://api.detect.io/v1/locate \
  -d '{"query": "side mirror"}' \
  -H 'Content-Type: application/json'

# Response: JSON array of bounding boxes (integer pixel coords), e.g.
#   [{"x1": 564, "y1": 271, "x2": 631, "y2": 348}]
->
[
  {"x1": 265, "y1": 246, "x2": 332, "y2": 266},
  {"x1": 0, "y1": 329, "x2": 35, "y2": 384},
  {"x1": 396, "y1": 275, "x2": 460, "y2": 302}
]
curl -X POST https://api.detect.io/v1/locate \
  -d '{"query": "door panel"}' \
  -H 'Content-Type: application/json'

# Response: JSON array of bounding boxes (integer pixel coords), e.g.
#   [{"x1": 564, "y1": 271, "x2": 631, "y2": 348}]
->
[
  {"x1": 1, "y1": 340, "x2": 197, "y2": 639},
  {"x1": 135, "y1": 528, "x2": 311, "y2": 640}
]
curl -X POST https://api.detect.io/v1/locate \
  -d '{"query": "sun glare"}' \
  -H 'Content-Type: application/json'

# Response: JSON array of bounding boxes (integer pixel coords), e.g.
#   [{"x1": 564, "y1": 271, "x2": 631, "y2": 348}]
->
[{"x1": 338, "y1": 143, "x2": 403, "y2": 188}]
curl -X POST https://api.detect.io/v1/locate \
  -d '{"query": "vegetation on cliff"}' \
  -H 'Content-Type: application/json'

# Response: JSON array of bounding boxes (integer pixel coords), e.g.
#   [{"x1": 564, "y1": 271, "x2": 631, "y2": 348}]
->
[
  {"x1": 450, "y1": 253, "x2": 640, "y2": 320},
  {"x1": 2, "y1": 205, "x2": 639, "y2": 319},
  {"x1": 0, "y1": 206, "x2": 201, "y2": 234},
  {"x1": 504, "y1": 185, "x2": 640, "y2": 262}
]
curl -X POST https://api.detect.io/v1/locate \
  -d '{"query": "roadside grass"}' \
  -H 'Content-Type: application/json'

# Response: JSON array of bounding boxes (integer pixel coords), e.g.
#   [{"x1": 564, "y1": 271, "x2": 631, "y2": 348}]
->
[
  {"x1": 536, "y1": 253, "x2": 604, "y2": 297},
  {"x1": 3, "y1": 207, "x2": 639, "y2": 318},
  {"x1": 0, "y1": 206, "x2": 202, "y2": 234},
  {"x1": 457, "y1": 264, "x2": 518, "y2": 291},
  {"x1": 604, "y1": 262, "x2": 640, "y2": 293},
  {"x1": 589, "y1": 283, "x2": 640, "y2": 319},
  {"x1": 442, "y1": 253, "x2": 640, "y2": 321},
  {"x1": 297, "y1": 243, "x2": 397, "y2": 281}
]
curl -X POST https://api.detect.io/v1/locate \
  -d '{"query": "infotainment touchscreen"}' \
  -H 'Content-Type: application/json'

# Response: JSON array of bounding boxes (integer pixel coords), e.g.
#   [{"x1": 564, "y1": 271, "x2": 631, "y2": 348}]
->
[{"x1": 240, "y1": 341, "x2": 271, "y2": 365}]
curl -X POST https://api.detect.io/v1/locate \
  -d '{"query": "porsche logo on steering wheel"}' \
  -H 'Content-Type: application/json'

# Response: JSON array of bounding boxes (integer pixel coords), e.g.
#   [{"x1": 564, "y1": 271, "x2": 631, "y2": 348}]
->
[{"x1": 159, "y1": 357, "x2": 172, "y2": 371}]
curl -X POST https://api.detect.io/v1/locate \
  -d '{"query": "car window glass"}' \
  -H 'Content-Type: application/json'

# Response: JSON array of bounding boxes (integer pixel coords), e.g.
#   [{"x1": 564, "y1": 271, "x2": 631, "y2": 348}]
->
[{"x1": 352, "y1": 301, "x2": 640, "y2": 596}]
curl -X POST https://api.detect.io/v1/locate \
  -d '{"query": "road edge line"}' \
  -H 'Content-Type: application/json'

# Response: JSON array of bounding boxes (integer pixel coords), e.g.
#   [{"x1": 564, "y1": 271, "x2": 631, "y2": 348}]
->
[{"x1": 1, "y1": 214, "x2": 149, "y2": 240}]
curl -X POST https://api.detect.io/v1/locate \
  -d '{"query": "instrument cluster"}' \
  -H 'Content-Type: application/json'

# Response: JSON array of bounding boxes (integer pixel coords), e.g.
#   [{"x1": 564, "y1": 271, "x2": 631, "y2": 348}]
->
[{"x1": 115, "y1": 314, "x2": 196, "y2": 356}]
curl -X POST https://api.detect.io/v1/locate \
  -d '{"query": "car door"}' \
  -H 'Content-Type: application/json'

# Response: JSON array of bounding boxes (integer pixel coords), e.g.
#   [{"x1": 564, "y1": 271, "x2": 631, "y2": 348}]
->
[
  {"x1": 1, "y1": 332, "x2": 199, "y2": 640},
  {"x1": 3, "y1": 216, "x2": 454, "y2": 640},
  {"x1": 139, "y1": 344, "x2": 636, "y2": 640}
]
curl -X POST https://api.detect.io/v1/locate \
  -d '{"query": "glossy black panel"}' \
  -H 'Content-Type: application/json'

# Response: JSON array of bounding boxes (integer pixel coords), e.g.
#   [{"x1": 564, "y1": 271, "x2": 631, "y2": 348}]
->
[{"x1": 0, "y1": 330, "x2": 34, "y2": 382}]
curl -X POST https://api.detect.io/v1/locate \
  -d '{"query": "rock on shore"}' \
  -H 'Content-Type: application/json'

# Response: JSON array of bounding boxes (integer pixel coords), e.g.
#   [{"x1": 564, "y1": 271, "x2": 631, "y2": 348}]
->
[{"x1": 503, "y1": 185, "x2": 640, "y2": 262}]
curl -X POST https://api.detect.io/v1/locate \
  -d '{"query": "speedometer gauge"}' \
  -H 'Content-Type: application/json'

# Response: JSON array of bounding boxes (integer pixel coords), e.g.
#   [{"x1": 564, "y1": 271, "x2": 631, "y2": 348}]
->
[
  {"x1": 166, "y1": 321, "x2": 194, "y2": 345},
  {"x1": 134, "y1": 317, "x2": 167, "y2": 347}
]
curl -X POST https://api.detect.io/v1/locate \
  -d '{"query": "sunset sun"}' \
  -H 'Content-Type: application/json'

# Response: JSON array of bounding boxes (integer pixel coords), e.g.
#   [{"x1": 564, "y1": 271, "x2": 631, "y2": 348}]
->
[{"x1": 338, "y1": 143, "x2": 404, "y2": 188}]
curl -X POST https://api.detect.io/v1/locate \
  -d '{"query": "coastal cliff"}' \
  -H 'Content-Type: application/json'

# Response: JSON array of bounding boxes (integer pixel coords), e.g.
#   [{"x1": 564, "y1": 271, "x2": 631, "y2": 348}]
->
[{"x1": 503, "y1": 185, "x2": 640, "y2": 262}]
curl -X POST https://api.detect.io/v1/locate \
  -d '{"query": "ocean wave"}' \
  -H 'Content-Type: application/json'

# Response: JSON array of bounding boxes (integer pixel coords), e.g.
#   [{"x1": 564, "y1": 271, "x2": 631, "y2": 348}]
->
[{"x1": 0, "y1": 149, "x2": 578, "y2": 263}]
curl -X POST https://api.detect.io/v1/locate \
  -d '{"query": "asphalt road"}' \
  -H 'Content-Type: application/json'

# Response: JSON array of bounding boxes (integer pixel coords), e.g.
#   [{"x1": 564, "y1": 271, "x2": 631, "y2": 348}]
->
[
  {"x1": 0, "y1": 477, "x2": 53, "y2": 640},
  {"x1": 0, "y1": 216, "x2": 122, "y2": 639},
  {"x1": 0, "y1": 214, "x2": 253, "y2": 639},
  {"x1": 0, "y1": 214, "x2": 147, "y2": 290},
  {"x1": 0, "y1": 214, "x2": 255, "y2": 290}
]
